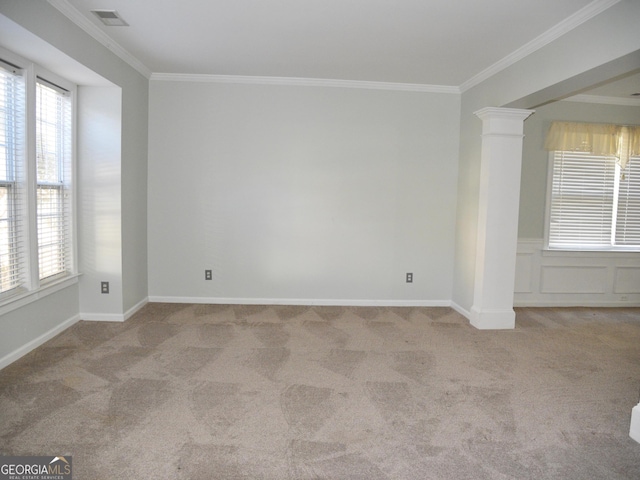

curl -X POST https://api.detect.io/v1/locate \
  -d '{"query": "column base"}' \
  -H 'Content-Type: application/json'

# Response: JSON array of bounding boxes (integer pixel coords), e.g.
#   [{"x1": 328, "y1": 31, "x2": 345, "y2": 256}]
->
[
  {"x1": 469, "y1": 306, "x2": 515, "y2": 330},
  {"x1": 630, "y1": 403, "x2": 640, "y2": 443}
]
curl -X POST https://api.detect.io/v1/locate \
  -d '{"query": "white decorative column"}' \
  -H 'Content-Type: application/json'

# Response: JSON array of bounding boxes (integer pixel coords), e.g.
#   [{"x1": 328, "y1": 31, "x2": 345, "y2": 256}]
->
[{"x1": 470, "y1": 107, "x2": 534, "y2": 329}]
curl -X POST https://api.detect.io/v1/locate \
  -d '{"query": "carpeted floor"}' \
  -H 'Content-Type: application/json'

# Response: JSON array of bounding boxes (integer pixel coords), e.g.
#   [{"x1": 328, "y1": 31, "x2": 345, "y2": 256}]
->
[{"x1": 1, "y1": 304, "x2": 640, "y2": 479}]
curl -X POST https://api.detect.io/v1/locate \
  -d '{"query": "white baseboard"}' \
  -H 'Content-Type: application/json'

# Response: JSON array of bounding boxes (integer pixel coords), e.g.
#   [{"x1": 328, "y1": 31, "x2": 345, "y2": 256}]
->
[
  {"x1": 81, "y1": 296, "x2": 149, "y2": 322},
  {"x1": 450, "y1": 301, "x2": 471, "y2": 321},
  {"x1": 80, "y1": 312, "x2": 126, "y2": 322},
  {"x1": 470, "y1": 306, "x2": 515, "y2": 330},
  {"x1": 124, "y1": 296, "x2": 149, "y2": 320},
  {"x1": 0, "y1": 314, "x2": 80, "y2": 370},
  {"x1": 630, "y1": 403, "x2": 640, "y2": 443},
  {"x1": 514, "y1": 300, "x2": 640, "y2": 307},
  {"x1": 148, "y1": 296, "x2": 450, "y2": 308}
]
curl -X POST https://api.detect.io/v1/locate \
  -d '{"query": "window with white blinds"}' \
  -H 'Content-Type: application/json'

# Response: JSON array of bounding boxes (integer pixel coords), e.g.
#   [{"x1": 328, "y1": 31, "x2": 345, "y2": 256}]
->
[
  {"x1": 36, "y1": 79, "x2": 72, "y2": 280},
  {"x1": 548, "y1": 146, "x2": 640, "y2": 250},
  {"x1": 0, "y1": 61, "x2": 25, "y2": 294},
  {"x1": 615, "y1": 132, "x2": 640, "y2": 246},
  {"x1": 0, "y1": 47, "x2": 75, "y2": 303}
]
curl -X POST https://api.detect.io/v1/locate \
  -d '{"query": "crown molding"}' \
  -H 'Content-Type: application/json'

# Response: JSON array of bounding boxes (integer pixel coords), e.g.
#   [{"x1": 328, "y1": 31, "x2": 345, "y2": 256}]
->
[
  {"x1": 42, "y1": 0, "x2": 459, "y2": 93},
  {"x1": 562, "y1": 94, "x2": 640, "y2": 107},
  {"x1": 47, "y1": 0, "x2": 620, "y2": 95},
  {"x1": 460, "y1": 0, "x2": 621, "y2": 93},
  {"x1": 150, "y1": 73, "x2": 461, "y2": 93},
  {"x1": 47, "y1": 0, "x2": 151, "y2": 79}
]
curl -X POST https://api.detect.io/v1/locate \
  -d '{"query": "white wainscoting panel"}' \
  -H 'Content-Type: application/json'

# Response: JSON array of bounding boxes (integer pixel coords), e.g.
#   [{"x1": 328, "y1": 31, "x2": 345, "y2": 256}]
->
[
  {"x1": 514, "y1": 250, "x2": 534, "y2": 293},
  {"x1": 540, "y1": 266, "x2": 607, "y2": 294},
  {"x1": 514, "y1": 239, "x2": 640, "y2": 306},
  {"x1": 614, "y1": 267, "x2": 640, "y2": 294}
]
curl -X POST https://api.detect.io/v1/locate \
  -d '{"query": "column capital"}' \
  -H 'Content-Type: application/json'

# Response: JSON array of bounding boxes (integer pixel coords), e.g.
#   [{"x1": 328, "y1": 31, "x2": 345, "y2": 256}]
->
[
  {"x1": 474, "y1": 107, "x2": 535, "y2": 135},
  {"x1": 474, "y1": 107, "x2": 535, "y2": 121}
]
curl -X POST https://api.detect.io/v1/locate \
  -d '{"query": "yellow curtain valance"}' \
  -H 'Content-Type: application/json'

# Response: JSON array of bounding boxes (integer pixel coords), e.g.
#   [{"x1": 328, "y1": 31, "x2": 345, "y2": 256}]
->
[
  {"x1": 544, "y1": 121, "x2": 640, "y2": 170},
  {"x1": 622, "y1": 125, "x2": 640, "y2": 169}
]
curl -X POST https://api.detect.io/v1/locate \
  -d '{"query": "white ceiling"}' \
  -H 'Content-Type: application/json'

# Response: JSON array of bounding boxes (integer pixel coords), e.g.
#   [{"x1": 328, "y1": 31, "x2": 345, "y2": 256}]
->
[
  {"x1": 56, "y1": 0, "x2": 605, "y2": 87},
  {"x1": 7, "y1": 0, "x2": 628, "y2": 101}
]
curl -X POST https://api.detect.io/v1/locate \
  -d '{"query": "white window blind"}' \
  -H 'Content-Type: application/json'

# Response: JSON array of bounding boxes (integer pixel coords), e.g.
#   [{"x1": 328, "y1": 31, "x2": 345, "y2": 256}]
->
[
  {"x1": 0, "y1": 48, "x2": 76, "y2": 306},
  {"x1": 0, "y1": 62, "x2": 25, "y2": 293},
  {"x1": 616, "y1": 149, "x2": 640, "y2": 246},
  {"x1": 36, "y1": 79, "x2": 72, "y2": 280},
  {"x1": 549, "y1": 148, "x2": 640, "y2": 250}
]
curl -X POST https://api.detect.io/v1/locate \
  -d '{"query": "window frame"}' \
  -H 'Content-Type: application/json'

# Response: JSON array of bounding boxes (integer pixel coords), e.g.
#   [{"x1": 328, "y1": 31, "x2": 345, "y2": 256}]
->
[
  {"x1": 0, "y1": 58, "x2": 25, "y2": 298},
  {"x1": 0, "y1": 46, "x2": 78, "y2": 311},
  {"x1": 35, "y1": 75, "x2": 75, "y2": 283},
  {"x1": 544, "y1": 149, "x2": 640, "y2": 253}
]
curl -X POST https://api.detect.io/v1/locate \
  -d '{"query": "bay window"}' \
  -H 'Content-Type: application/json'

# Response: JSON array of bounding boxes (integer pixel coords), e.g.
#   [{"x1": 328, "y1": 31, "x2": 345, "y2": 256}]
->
[{"x1": 0, "y1": 48, "x2": 75, "y2": 302}]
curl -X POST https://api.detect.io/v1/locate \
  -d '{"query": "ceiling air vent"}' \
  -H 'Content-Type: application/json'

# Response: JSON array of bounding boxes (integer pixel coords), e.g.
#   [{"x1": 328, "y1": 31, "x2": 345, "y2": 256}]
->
[{"x1": 91, "y1": 10, "x2": 129, "y2": 26}]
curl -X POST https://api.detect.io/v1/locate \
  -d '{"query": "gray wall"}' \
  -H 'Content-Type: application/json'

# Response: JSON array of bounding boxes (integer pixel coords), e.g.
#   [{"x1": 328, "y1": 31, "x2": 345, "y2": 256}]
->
[
  {"x1": 148, "y1": 81, "x2": 460, "y2": 304},
  {"x1": 452, "y1": 0, "x2": 640, "y2": 313},
  {"x1": 77, "y1": 86, "x2": 123, "y2": 316},
  {"x1": 0, "y1": 285, "x2": 79, "y2": 364},
  {"x1": 0, "y1": 0, "x2": 148, "y2": 362},
  {"x1": 0, "y1": 0, "x2": 639, "y2": 365}
]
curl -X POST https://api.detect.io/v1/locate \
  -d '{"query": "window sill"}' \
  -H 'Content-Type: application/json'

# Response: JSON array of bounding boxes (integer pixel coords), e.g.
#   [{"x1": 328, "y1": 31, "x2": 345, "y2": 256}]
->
[
  {"x1": 542, "y1": 248, "x2": 640, "y2": 259},
  {"x1": 0, "y1": 273, "x2": 80, "y2": 317}
]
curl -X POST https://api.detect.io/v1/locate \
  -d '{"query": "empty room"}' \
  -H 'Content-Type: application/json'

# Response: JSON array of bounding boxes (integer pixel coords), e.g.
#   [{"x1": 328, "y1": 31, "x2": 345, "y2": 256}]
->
[{"x1": 0, "y1": 0, "x2": 639, "y2": 478}]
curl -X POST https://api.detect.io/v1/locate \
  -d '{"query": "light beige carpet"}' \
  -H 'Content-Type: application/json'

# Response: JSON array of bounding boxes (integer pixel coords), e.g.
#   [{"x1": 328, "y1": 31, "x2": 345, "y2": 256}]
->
[{"x1": 1, "y1": 304, "x2": 640, "y2": 479}]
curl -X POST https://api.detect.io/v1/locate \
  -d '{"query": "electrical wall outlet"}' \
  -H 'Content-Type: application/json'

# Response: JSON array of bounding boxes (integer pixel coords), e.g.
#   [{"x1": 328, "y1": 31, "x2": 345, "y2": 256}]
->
[
  {"x1": 205, "y1": 269, "x2": 212, "y2": 280},
  {"x1": 406, "y1": 273, "x2": 413, "y2": 283},
  {"x1": 101, "y1": 281, "x2": 109, "y2": 294}
]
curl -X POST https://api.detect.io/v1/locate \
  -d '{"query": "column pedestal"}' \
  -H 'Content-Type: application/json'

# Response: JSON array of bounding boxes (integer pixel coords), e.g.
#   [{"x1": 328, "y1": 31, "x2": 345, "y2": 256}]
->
[{"x1": 630, "y1": 403, "x2": 640, "y2": 443}]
